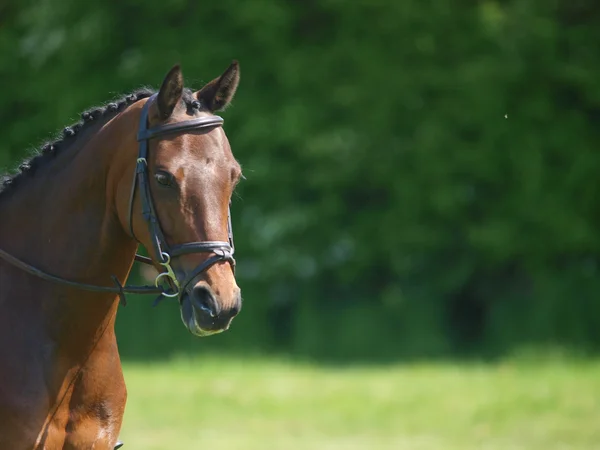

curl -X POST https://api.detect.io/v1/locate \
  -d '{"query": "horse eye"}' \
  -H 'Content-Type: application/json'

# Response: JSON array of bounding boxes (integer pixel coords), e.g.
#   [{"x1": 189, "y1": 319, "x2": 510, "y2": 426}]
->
[{"x1": 155, "y1": 172, "x2": 174, "y2": 187}]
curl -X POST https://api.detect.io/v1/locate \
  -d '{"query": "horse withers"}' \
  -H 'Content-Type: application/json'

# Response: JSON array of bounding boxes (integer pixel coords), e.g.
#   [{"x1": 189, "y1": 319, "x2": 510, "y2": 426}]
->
[{"x1": 0, "y1": 62, "x2": 242, "y2": 449}]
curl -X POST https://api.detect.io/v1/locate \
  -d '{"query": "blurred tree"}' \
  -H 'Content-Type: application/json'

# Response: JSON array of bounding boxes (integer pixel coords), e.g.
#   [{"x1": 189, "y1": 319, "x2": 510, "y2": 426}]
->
[{"x1": 0, "y1": 0, "x2": 599, "y2": 361}]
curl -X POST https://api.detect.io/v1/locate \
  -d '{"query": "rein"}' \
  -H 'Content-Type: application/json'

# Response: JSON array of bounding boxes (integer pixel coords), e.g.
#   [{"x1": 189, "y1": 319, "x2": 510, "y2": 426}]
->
[
  {"x1": 0, "y1": 94, "x2": 235, "y2": 307},
  {"x1": 0, "y1": 246, "x2": 162, "y2": 305}
]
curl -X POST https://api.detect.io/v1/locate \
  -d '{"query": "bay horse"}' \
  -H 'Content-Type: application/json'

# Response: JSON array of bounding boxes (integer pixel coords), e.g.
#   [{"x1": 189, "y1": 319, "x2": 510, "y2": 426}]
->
[{"x1": 0, "y1": 62, "x2": 243, "y2": 449}]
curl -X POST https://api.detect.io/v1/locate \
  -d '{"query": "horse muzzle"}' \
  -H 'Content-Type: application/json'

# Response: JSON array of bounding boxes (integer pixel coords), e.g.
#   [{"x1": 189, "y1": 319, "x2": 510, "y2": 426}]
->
[{"x1": 179, "y1": 282, "x2": 241, "y2": 337}]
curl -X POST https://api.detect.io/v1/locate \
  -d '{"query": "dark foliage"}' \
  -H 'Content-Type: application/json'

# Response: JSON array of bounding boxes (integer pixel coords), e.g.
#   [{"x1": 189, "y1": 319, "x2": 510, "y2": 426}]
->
[{"x1": 1, "y1": 0, "x2": 599, "y2": 362}]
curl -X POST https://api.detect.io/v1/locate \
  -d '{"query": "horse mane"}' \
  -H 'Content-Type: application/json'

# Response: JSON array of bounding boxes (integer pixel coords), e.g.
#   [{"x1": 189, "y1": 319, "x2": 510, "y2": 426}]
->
[{"x1": 0, "y1": 87, "x2": 201, "y2": 199}]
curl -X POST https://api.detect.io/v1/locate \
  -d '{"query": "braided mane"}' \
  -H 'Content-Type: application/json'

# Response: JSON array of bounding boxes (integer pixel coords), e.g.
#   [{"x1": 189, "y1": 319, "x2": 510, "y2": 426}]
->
[{"x1": 0, "y1": 87, "x2": 202, "y2": 199}]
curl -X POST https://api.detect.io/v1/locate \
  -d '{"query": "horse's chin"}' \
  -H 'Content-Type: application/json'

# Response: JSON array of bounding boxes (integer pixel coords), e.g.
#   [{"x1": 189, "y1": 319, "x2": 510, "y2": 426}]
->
[{"x1": 179, "y1": 294, "x2": 224, "y2": 337}]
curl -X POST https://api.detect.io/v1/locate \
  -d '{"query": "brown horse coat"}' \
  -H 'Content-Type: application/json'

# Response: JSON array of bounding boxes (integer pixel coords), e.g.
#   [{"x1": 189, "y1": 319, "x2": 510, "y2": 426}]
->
[{"x1": 0, "y1": 63, "x2": 242, "y2": 449}]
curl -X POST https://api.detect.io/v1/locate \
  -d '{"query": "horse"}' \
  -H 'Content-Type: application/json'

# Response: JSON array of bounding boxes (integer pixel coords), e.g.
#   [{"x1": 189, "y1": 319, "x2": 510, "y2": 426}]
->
[{"x1": 0, "y1": 62, "x2": 243, "y2": 449}]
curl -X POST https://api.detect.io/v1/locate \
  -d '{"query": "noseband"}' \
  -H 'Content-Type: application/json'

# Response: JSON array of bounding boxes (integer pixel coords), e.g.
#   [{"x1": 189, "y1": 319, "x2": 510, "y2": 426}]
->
[
  {"x1": 0, "y1": 94, "x2": 235, "y2": 306},
  {"x1": 129, "y1": 94, "x2": 235, "y2": 300}
]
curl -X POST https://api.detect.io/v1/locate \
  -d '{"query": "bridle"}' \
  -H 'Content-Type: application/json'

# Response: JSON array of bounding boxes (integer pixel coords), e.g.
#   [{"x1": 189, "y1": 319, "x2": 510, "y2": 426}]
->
[
  {"x1": 0, "y1": 94, "x2": 235, "y2": 306},
  {"x1": 128, "y1": 93, "x2": 235, "y2": 301}
]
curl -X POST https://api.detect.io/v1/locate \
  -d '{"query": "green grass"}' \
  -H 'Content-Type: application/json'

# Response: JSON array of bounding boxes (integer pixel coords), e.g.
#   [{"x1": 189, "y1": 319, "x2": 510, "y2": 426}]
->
[{"x1": 120, "y1": 354, "x2": 600, "y2": 449}]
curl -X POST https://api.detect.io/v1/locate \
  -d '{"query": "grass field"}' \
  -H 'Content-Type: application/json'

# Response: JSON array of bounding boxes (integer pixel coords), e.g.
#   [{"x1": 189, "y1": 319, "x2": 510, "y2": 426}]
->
[{"x1": 119, "y1": 353, "x2": 600, "y2": 449}]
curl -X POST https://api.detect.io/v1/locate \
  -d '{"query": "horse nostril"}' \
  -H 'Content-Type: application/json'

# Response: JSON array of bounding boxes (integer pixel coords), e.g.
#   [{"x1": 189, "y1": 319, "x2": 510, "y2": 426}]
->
[
  {"x1": 231, "y1": 304, "x2": 240, "y2": 316},
  {"x1": 192, "y1": 285, "x2": 218, "y2": 318},
  {"x1": 230, "y1": 292, "x2": 242, "y2": 317}
]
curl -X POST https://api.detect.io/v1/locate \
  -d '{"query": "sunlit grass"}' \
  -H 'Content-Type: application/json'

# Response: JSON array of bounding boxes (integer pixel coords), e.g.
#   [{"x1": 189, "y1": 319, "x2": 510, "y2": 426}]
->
[{"x1": 120, "y1": 354, "x2": 600, "y2": 449}]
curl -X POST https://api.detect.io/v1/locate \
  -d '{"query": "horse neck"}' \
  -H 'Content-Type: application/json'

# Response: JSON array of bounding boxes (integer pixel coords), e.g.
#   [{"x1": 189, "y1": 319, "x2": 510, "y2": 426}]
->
[{"x1": 0, "y1": 108, "x2": 140, "y2": 349}]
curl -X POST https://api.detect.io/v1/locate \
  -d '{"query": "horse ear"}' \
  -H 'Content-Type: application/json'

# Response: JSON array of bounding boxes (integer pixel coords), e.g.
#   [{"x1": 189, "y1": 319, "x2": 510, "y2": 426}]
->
[
  {"x1": 194, "y1": 61, "x2": 240, "y2": 112},
  {"x1": 156, "y1": 64, "x2": 184, "y2": 120}
]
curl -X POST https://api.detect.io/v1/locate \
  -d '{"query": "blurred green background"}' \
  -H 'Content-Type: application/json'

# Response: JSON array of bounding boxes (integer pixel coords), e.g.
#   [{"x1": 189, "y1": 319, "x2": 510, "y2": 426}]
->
[{"x1": 1, "y1": 0, "x2": 599, "y2": 448}]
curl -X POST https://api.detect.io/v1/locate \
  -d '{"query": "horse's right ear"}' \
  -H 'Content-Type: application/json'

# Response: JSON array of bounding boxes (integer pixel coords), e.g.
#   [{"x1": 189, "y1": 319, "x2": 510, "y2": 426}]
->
[{"x1": 156, "y1": 65, "x2": 184, "y2": 120}]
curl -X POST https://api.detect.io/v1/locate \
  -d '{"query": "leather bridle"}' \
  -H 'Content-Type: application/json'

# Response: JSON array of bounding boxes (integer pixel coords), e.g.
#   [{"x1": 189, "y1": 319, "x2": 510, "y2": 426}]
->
[
  {"x1": 128, "y1": 93, "x2": 235, "y2": 301},
  {"x1": 0, "y1": 94, "x2": 235, "y2": 306}
]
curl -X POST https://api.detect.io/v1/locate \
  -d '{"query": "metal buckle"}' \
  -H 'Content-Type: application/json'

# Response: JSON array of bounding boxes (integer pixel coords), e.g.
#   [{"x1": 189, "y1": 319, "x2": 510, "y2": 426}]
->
[{"x1": 154, "y1": 252, "x2": 180, "y2": 298}]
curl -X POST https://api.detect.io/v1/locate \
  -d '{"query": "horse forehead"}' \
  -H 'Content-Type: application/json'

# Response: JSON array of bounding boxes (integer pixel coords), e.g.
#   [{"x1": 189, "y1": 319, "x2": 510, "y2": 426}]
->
[
  {"x1": 164, "y1": 132, "x2": 232, "y2": 184},
  {"x1": 154, "y1": 128, "x2": 223, "y2": 164},
  {"x1": 178, "y1": 127, "x2": 229, "y2": 159}
]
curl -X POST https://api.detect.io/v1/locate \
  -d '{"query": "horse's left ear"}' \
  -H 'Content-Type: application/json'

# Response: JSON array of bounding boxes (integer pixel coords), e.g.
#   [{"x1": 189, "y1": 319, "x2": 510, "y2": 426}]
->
[
  {"x1": 156, "y1": 64, "x2": 184, "y2": 120},
  {"x1": 194, "y1": 61, "x2": 240, "y2": 112}
]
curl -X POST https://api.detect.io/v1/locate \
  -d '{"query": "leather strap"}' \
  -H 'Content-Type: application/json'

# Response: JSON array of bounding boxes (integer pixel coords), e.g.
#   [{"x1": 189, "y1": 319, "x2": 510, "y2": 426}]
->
[{"x1": 137, "y1": 115, "x2": 224, "y2": 141}]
